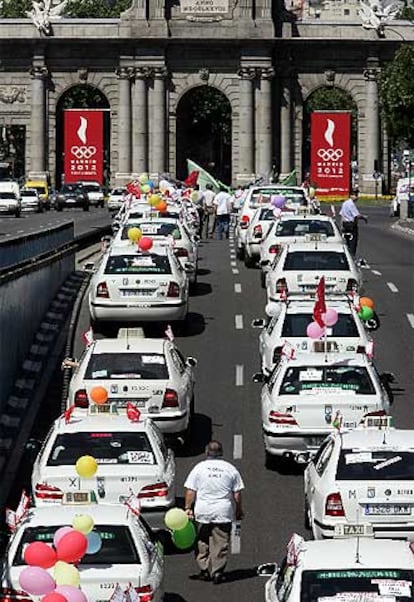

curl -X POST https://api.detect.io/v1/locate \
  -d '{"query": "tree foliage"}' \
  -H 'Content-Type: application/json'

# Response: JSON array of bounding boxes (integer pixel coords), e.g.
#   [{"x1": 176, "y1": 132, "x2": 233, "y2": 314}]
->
[
  {"x1": 2, "y1": 0, "x2": 31, "y2": 17},
  {"x1": 1, "y1": 0, "x2": 132, "y2": 18},
  {"x1": 59, "y1": 85, "x2": 109, "y2": 109},
  {"x1": 380, "y1": 45, "x2": 414, "y2": 147}
]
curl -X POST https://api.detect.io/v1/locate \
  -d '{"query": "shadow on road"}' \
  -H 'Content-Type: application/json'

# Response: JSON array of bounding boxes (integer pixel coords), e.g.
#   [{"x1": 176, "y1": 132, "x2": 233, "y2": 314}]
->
[
  {"x1": 196, "y1": 268, "x2": 211, "y2": 276},
  {"x1": 174, "y1": 413, "x2": 212, "y2": 458},
  {"x1": 164, "y1": 595, "x2": 187, "y2": 602},
  {"x1": 189, "y1": 282, "x2": 212, "y2": 297},
  {"x1": 266, "y1": 456, "x2": 305, "y2": 476}
]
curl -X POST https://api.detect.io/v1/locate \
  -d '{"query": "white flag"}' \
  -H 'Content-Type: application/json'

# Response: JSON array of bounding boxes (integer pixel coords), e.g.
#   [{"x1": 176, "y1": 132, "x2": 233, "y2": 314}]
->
[
  {"x1": 124, "y1": 489, "x2": 141, "y2": 516},
  {"x1": 110, "y1": 584, "x2": 127, "y2": 602},
  {"x1": 165, "y1": 324, "x2": 174, "y2": 341},
  {"x1": 281, "y1": 340, "x2": 295, "y2": 360},
  {"x1": 82, "y1": 326, "x2": 94, "y2": 346},
  {"x1": 366, "y1": 341, "x2": 374, "y2": 359},
  {"x1": 5, "y1": 508, "x2": 16, "y2": 532},
  {"x1": 126, "y1": 584, "x2": 141, "y2": 602},
  {"x1": 15, "y1": 490, "x2": 30, "y2": 522}
]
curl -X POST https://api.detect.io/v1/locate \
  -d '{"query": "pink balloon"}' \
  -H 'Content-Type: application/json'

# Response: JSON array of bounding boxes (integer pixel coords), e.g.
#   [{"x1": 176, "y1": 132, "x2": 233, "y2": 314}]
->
[
  {"x1": 19, "y1": 566, "x2": 56, "y2": 596},
  {"x1": 55, "y1": 585, "x2": 88, "y2": 602},
  {"x1": 53, "y1": 527, "x2": 73, "y2": 549},
  {"x1": 322, "y1": 308, "x2": 339, "y2": 327},
  {"x1": 306, "y1": 321, "x2": 325, "y2": 339}
]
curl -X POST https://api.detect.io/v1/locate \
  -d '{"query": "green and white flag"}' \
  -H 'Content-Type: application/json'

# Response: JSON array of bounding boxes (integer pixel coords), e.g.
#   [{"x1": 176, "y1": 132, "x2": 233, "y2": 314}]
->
[{"x1": 186, "y1": 159, "x2": 221, "y2": 193}]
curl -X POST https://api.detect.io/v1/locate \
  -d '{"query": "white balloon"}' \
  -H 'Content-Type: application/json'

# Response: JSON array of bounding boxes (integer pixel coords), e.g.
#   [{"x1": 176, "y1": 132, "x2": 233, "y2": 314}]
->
[{"x1": 265, "y1": 302, "x2": 282, "y2": 318}]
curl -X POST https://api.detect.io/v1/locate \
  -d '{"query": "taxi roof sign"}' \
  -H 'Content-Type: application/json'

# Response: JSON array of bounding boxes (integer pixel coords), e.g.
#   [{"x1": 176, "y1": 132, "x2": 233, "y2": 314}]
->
[
  {"x1": 89, "y1": 403, "x2": 118, "y2": 416},
  {"x1": 361, "y1": 415, "x2": 394, "y2": 429},
  {"x1": 334, "y1": 523, "x2": 373, "y2": 538},
  {"x1": 62, "y1": 491, "x2": 97, "y2": 505}
]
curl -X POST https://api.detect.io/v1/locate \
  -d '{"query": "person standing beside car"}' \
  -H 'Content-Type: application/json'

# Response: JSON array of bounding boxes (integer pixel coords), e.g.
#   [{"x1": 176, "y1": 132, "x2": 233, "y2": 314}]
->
[
  {"x1": 203, "y1": 184, "x2": 216, "y2": 238},
  {"x1": 339, "y1": 190, "x2": 367, "y2": 256},
  {"x1": 213, "y1": 187, "x2": 233, "y2": 240}
]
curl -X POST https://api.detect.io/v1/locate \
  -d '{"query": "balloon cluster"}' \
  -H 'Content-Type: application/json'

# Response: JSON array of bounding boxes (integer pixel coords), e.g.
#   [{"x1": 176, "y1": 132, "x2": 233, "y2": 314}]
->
[
  {"x1": 307, "y1": 308, "x2": 339, "y2": 340},
  {"x1": 357, "y1": 296, "x2": 375, "y2": 322},
  {"x1": 18, "y1": 514, "x2": 102, "y2": 601},
  {"x1": 126, "y1": 227, "x2": 153, "y2": 252},
  {"x1": 164, "y1": 508, "x2": 196, "y2": 550}
]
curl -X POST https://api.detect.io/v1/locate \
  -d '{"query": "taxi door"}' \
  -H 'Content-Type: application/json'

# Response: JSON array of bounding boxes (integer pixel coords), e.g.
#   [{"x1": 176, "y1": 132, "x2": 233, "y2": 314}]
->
[
  {"x1": 168, "y1": 345, "x2": 193, "y2": 416},
  {"x1": 304, "y1": 437, "x2": 336, "y2": 531},
  {"x1": 134, "y1": 516, "x2": 164, "y2": 600}
]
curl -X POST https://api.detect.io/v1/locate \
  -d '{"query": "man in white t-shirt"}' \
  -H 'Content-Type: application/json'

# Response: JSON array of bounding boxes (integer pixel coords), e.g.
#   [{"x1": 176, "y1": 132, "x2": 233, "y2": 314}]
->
[
  {"x1": 184, "y1": 440, "x2": 244, "y2": 584},
  {"x1": 203, "y1": 183, "x2": 216, "y2": 238},
  {"x1": 213, "y1": 187, "x2": 233, "y2": 240}
]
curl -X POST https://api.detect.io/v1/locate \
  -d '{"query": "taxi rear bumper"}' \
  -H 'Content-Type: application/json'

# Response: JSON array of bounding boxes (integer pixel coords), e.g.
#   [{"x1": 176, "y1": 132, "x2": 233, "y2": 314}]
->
[
  {"x1": 263, "y1": 427, "x2": 327, "y2": 459},
  {"x1": 90, "y1": 299, "x2": 188, "y2": 323}
]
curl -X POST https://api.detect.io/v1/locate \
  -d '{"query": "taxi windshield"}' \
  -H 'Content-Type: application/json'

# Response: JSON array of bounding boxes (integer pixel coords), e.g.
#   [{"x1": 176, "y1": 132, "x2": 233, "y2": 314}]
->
[
  {"x1": 284, "y1": 251, "x2": 349, "y2": 271},
  {"x1": 249, "y1": 188, "x2": 305, "y2": 208},
  {"x1": 276, "y1": 220, "x2": 335, "y2": 237},
  {"x1": 337, "y1": 449, "x2": 414, "y2": 480},
  {"x1": 85, "y1": 352, "x2": 168, "y2": 380},
  {"x1": 14, "y1": 525, "x2": 140, "y2": 565},
  {"x1": 279, "y1": 366, "x2": 375, "y2": 395},
  {"x1": 47, "y1": 432, "x2": 156, "y2": 466},
  {"x1": 282, "y1": 314, "x2": 358, "y2": 337},
  {"x1": 301, "y1": 569, "x2": 414, "y2": 601},
  {"x1": 104, "y1": 254, "x2": 172, "y2": 275},
  {"x1": 121, "y1": 223, "x2": 181, "y2": 240}
]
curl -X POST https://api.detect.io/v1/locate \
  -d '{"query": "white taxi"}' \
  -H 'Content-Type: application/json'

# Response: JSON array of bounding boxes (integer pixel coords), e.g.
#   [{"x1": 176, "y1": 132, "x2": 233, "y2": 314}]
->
[
  {"x1": 259, "y1": 215, "x2": 342, "y2": 286},
  {"x1": 304, "y1": 423, "x2": 414, "y2": 540},
  {"x1": 113, "y1": 217, "x2": 199, "y2": 284},
  {"x1": 253, "y1": 297, "x2": 373, "y2": 375},
  {"x1": 66, "y1": 336, "x2": 196, "y2": 437},
  {"x1": 260, "y1": 533, "x2": 414, "y2": 602},
  {"x1": 265, "y1": 241, "x2": 362, "y2": 302},
  {"x1": 108, "y1": 187, "x2": 127, "y2": 213},
  {"x1": 244, "y1": 205, "x2": 275, "y2": 267},
  {"x1": 253, "y1": 353, "x2": 392, "y2": 465},
  {"x1": 1, "y1": 502, "x2": 164, "y2": 602},
  {"x1": 89, "y1": 245, "x2": 189, "y2": 326},
  {"x1": 235, "y1": 185, "x2": 307, "y2": 260},
  {"x1": 31, "y1": 412, "x2": 175, "y2": 526}
]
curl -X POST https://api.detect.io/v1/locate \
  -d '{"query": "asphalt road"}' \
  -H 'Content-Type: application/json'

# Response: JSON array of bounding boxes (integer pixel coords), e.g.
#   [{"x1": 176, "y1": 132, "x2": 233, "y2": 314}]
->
[
  {"x1": 0, "y1": 206, "x2": 111, "y2": 239},
  {"x1": 6, "y1": 205, "x2": 414, "y2": 602}
]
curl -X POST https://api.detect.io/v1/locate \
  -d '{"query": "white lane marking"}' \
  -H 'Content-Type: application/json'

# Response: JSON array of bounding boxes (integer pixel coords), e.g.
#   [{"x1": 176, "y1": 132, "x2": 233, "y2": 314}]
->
[
  {"x1": 232, "y1": 268, "x2": 239, "y2": 275},
  {"x1": 17, "y1": 229, "x2": 24, "y2": 233},
  {"x1": 233, "y1": 434, "x2": 243, "y2": 459},
  {"x1": 230, "y1": 260, "x2": 237, "y2": 267},
  {"x1": 371, "y1": 270, "x2": 382, "y2": 276},
  {"x1": 235, "y1": 314, "x2": 244, "y2": 329},
  {"x1": 407, "y1": 314, "x2": 414, "y2": 328},
  {"x1": 235, "y1": 364, "x2": 244, "y2": 386},
  {"x1": 387, "y1": 282, "x2": 398, "y2": 293},
  {"x1": 234, "y1": 283, "x2": 242, "y2": 293}
]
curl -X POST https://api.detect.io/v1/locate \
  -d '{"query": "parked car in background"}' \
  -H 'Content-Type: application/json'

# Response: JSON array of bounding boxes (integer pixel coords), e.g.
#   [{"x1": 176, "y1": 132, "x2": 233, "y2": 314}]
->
[
  {"x1": 20, "y1": 187, "x2": 42, "y2": 213},
  {"x1": 55, "y1": 183, "x2": 89, "y2": 211},
  {"x1": 77, "y1": 180, "x2": 105, "y2": 207},
  {"x1": 108, "y1": 187, "x2": 127, "y2": 212},
  {"x1": 0, "y1": 180, "x2": 20, "y2": 217}
]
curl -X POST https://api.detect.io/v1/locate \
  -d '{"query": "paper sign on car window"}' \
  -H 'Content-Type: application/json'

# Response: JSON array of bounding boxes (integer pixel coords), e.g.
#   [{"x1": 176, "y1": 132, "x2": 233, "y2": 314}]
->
[
  {"x1": 132, "y1": 257, "x2": 154, "y2": 267},
  {"x1": 345, "y1": 452, "x2": 373, "y2": 464},
  {"x1": 140, "y1": 224, "x2": 160, "y2": 234},
  {"x1": 141, "y1": 355, "x2": 165, "y2": 364},
  {"x1": 92, "y1": 369, "x2": 108, "y2": 378},
  {"x1": 373, "y1": 581, "x2": 411, "y2": 597},
  {"x1": 127, "y1": 451, "x2": 154, "y2": 464},
  {"x1": 299, "y1": 369, "x2": 323, "y2": 381}
]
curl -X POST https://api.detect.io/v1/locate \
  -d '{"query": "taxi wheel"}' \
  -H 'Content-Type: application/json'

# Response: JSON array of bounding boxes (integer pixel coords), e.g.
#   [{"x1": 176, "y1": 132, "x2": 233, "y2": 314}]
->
[
  {"x1": 265, "y1": 451, "x2": 277, "y2": 470},
  {"x1": 244, "y1": 254, "x2": 256, "y2": 269},
  {"x1": 304, "y1": 497, "x2": 312, "y2": 531}
]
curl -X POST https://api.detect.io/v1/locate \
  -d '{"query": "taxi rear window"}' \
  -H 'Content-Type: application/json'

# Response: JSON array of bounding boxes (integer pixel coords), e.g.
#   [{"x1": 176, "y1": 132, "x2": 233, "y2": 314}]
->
[
  {"x1": 85, "y1": 352, "x2": 168, "y2": 380},
  {"x1": 282, "y1": 314, "x2": 358, "y2": 337},
  {"x1": 249, "y1": 188, "x2": 305, "y2": 208},
  {"x1": 47, "y1": 432, "x2": 156, "y2": 466},
  {"x1": 14, "y1": 525, "x2": 140, "y2": 565},
  {"x1": 301, "y1": 569, "x2": 413, "y2": 601},
  {"x1": 104, "y1": 254, "x2": 172, "y2": 275},
  {"x1": 279, "y1": 366, "x2": 375, "y2": 395},
  {"x1": 284, "y1": 251, "x2": 349, "y2": 271},
  {"x1": 337, "y1": 449, "x2": 414, "y2": 480},
  {"x1": 258, "y1": 207, "x2": 275, "y2": 221},
  {"x1": 276, "y1": 220, "x2": 335, "y2": 237},
  {"x1": 121, "y1": 223, "x2": 181, "y2": 240}
]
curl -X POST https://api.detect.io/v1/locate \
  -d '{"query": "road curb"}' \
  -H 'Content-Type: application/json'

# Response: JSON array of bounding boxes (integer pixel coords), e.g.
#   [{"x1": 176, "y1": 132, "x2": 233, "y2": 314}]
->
[{"x1": 391, "y1": 221, "x2": 414, "y2": 236}]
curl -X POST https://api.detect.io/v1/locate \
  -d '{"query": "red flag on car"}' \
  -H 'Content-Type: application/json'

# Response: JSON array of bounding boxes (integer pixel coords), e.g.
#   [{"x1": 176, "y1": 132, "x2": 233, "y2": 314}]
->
[
  {"x1": 313, "y1": 276, "x2": 326, "y2": 327},
  {"x1": 184, "y1": 170, "x2": 199, "y2": 188},
  {"x1": 127, "y1": 402, "x2": 141, "y2": 423}
]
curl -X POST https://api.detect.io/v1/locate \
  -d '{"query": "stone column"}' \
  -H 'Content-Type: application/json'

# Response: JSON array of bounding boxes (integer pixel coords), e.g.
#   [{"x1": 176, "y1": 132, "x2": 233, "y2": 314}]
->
[
  {"x1": 116, "y1": 67, "x2": 133, "y2": 177},
  {"x1": 280, "y1": 76, "x2": 292, "y2": 177},
  {"x1": 132, "y1": 67, "x2": 149, "y2": 173},
  {"x1": 237, "y1": 67, "x2": 256, "y2": 181},
  {"x1": 363, "y1": 61, "x2": 380, "y2": 192},
  {"x1": 256, "y1": 67, "x2": 275, "y2": 179},
  {"x1": 149, "y1": 66, "x2": 168, "y2": 176},
  {"x1": 29, "y1": 65, "x2": 48, "y2": 175}
]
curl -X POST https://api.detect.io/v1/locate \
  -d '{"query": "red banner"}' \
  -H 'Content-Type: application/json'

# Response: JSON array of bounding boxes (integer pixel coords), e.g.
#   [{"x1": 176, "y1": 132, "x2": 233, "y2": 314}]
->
[
  {"x1": 310, "y1": 112, "x2": 351, "y2": 198},
  {"x1": 64, "y1": 110, "x2": 104, "y2": 184}
]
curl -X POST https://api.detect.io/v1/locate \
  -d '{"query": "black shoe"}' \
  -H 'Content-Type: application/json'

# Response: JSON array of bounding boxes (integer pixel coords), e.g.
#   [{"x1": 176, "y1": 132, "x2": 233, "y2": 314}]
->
[
  {"x1": 212, "y1": 572, "x2": 225, "y2": 584},
  {"x1": 190, "y1": 570, "x2": 211, "y2": 581}
]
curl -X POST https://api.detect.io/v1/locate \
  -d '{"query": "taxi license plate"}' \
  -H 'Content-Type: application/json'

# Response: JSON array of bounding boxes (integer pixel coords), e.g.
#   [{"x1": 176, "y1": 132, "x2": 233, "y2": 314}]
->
[
  {"x1": 121, "y1": 289, "x2": 155, "y2": 296},
  {"x1": 365, "y1": 504, "x2": 411, "y2": 515}
]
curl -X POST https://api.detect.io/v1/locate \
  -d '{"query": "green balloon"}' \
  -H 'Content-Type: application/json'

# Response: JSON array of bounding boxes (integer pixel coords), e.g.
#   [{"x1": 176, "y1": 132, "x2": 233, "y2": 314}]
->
[
  {"x1": 358, "y1": 305, "x2": 374, "y2": 321},
  {"x1": 172, "y1": 520, "x2": 196, "y2": 550}
]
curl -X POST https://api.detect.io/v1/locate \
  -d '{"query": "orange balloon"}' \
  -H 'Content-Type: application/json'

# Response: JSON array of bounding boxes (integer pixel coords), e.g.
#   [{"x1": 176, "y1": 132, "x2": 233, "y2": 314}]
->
[
  {"x1": 89, "y1": 386, "x2": 108, "y2": 405},
  {"x1": 156, "y1": 200, "x2": 167, "y2": 213},
  {"x1": 359, "y1": 296, "x2": 375, "y2": 310}
]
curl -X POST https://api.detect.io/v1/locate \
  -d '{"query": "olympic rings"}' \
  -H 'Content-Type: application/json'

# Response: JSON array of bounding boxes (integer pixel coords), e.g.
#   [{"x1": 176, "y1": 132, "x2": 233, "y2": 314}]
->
[
  {"x1": 70, "y1": 145, "x2": 97, "y2": 159},
  {"x1": 317, "y1": 148, "x2": 344, "y2": 161}
]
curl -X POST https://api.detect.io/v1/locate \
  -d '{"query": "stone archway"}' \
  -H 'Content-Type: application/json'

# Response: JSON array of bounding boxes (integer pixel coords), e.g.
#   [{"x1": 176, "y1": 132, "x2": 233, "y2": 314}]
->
[
  {"x1": 55, "y1": 84, "x2": 110, "y2": 188},
  {"x1": 302, "y1": 86, "x2": 358, "y2": 184},
  {"x1": 176, "y1": 85, "x2": 232, "y2": 184}
]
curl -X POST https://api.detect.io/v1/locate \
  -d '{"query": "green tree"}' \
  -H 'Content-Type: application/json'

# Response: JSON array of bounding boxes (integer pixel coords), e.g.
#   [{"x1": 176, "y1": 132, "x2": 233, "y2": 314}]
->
[
  {"x1": 65, "y1": 0, "x2": 131, "y2": 17},
  {"x1": 380, "y1": 45, "x2": 414, "y2": 147},
  {"x1": 2, "y1": 0, "x2": 31, "y2": 17}
]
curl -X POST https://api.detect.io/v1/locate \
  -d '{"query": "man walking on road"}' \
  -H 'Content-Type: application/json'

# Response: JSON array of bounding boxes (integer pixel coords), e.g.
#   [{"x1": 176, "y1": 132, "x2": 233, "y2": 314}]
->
[
  {"x1": 203, "y1": 183, "x2": 216, "y2": 238},
  {"x1": 184, "y1": 440, "x2": 244, "y2": 584},
  {"x1": 339, "y1": 189, "x2": 367, "y2": 256},
  {"x1": 213, "y1": 186, "x2": 233, "y2": 240}
]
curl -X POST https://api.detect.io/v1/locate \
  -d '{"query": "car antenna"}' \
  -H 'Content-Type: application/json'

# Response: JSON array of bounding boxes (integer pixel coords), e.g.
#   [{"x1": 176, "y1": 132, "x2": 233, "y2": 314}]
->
[
  {"x1": 355, "y1": 507, "x2": 361, "y2": 564},
  {"x1": 126, "y1": 328, "x2": 130, "y2": 351},
  {"x1": 382, "y1": 430, "x2": 387, "y2": 445}
]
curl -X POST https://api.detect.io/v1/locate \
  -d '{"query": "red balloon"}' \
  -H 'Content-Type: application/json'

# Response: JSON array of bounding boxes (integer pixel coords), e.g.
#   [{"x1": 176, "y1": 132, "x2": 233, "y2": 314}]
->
[
  {"x1": 24, "y1": 542, "x2": 57, "y2": 569},
  {"x1": 138, "y1": 236, "x2": 153, "y2": 251},
  {"x1": 41, "y1": 595, "x2": 68, "y2": 602},
  {"x1": 56, "y1": 530, "x2": 88, "y2": 563}
]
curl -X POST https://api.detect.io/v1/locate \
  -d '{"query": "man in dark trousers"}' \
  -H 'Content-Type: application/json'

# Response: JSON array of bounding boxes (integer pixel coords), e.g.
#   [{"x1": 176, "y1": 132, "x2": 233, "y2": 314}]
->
[
  {"x1": 184, "y1": 440, "x2": 244, "y2": 584},
  {"x1": 339, "y1": 189, "x2": 368, "y2": 256}
]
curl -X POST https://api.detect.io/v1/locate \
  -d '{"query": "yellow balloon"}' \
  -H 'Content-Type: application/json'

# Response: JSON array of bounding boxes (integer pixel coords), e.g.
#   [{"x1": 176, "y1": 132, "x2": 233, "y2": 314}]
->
[
  {"x1": 142, "y1": 184, "x2": 151, "y2": 194},
  {"x1": 128, "y1": 227, "x2": 142, "y2": 243},
  {"x1": 138, "y1": 173, "x2": 148, "y2": 185},
  {"x1": 54, "y1": 561, "x2": 80, "y2": 586},
  {"x1": 75, "y1": 455, "x2": 98, "y2": 479},
  {"x1": 149, "y1": 194, "x2": 161, "y2": 207},
  {"x1": 72, "y1": 514, "x2": 94, "y2": 535},
  {"x1": 190, "y1": 191, "x2": 198, "y2": 202}
]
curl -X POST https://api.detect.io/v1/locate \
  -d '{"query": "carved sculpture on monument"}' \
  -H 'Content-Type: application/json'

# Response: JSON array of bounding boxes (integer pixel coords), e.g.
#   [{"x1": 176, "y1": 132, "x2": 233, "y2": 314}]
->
[
  {"x1": 359, "y1": 0, "x2": 404, "y2": 35},
  {"x1": 26, "y1": 0, "x2": 68, "y2": 36}
]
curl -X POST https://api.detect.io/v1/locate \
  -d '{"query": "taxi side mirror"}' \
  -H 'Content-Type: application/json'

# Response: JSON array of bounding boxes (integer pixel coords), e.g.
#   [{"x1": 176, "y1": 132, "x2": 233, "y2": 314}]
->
[
  {"x1": 380, "y1": 372, "x2": 395, "y2": 385},
  {"x1": 186, "y1": 356, "x2": 197, "y2": 368},
  {"x1": 251, "y1": 318, "x2": 266, "y2": 329},
  {"x1": 257, "y1": 562, "x2": 278, "y2": 577},
  {"x1": 252, "y1": 372, "x2": 267, "y2": 384},
  {"x1": 83, "y1": 262, "x2": 96, "y2": 273},
  {"x1": 184, "y1": 262, "x2": 195, "y2": 273},
  {"x1": 260, "y1": 259, "x2": 270, "y2": 266}
]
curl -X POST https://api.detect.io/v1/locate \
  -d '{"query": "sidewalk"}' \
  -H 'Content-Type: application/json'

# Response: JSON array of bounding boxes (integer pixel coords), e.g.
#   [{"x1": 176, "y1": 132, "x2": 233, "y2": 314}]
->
[{"x1": 392, "y1": 219, "x2": 414, "y2": 236}]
